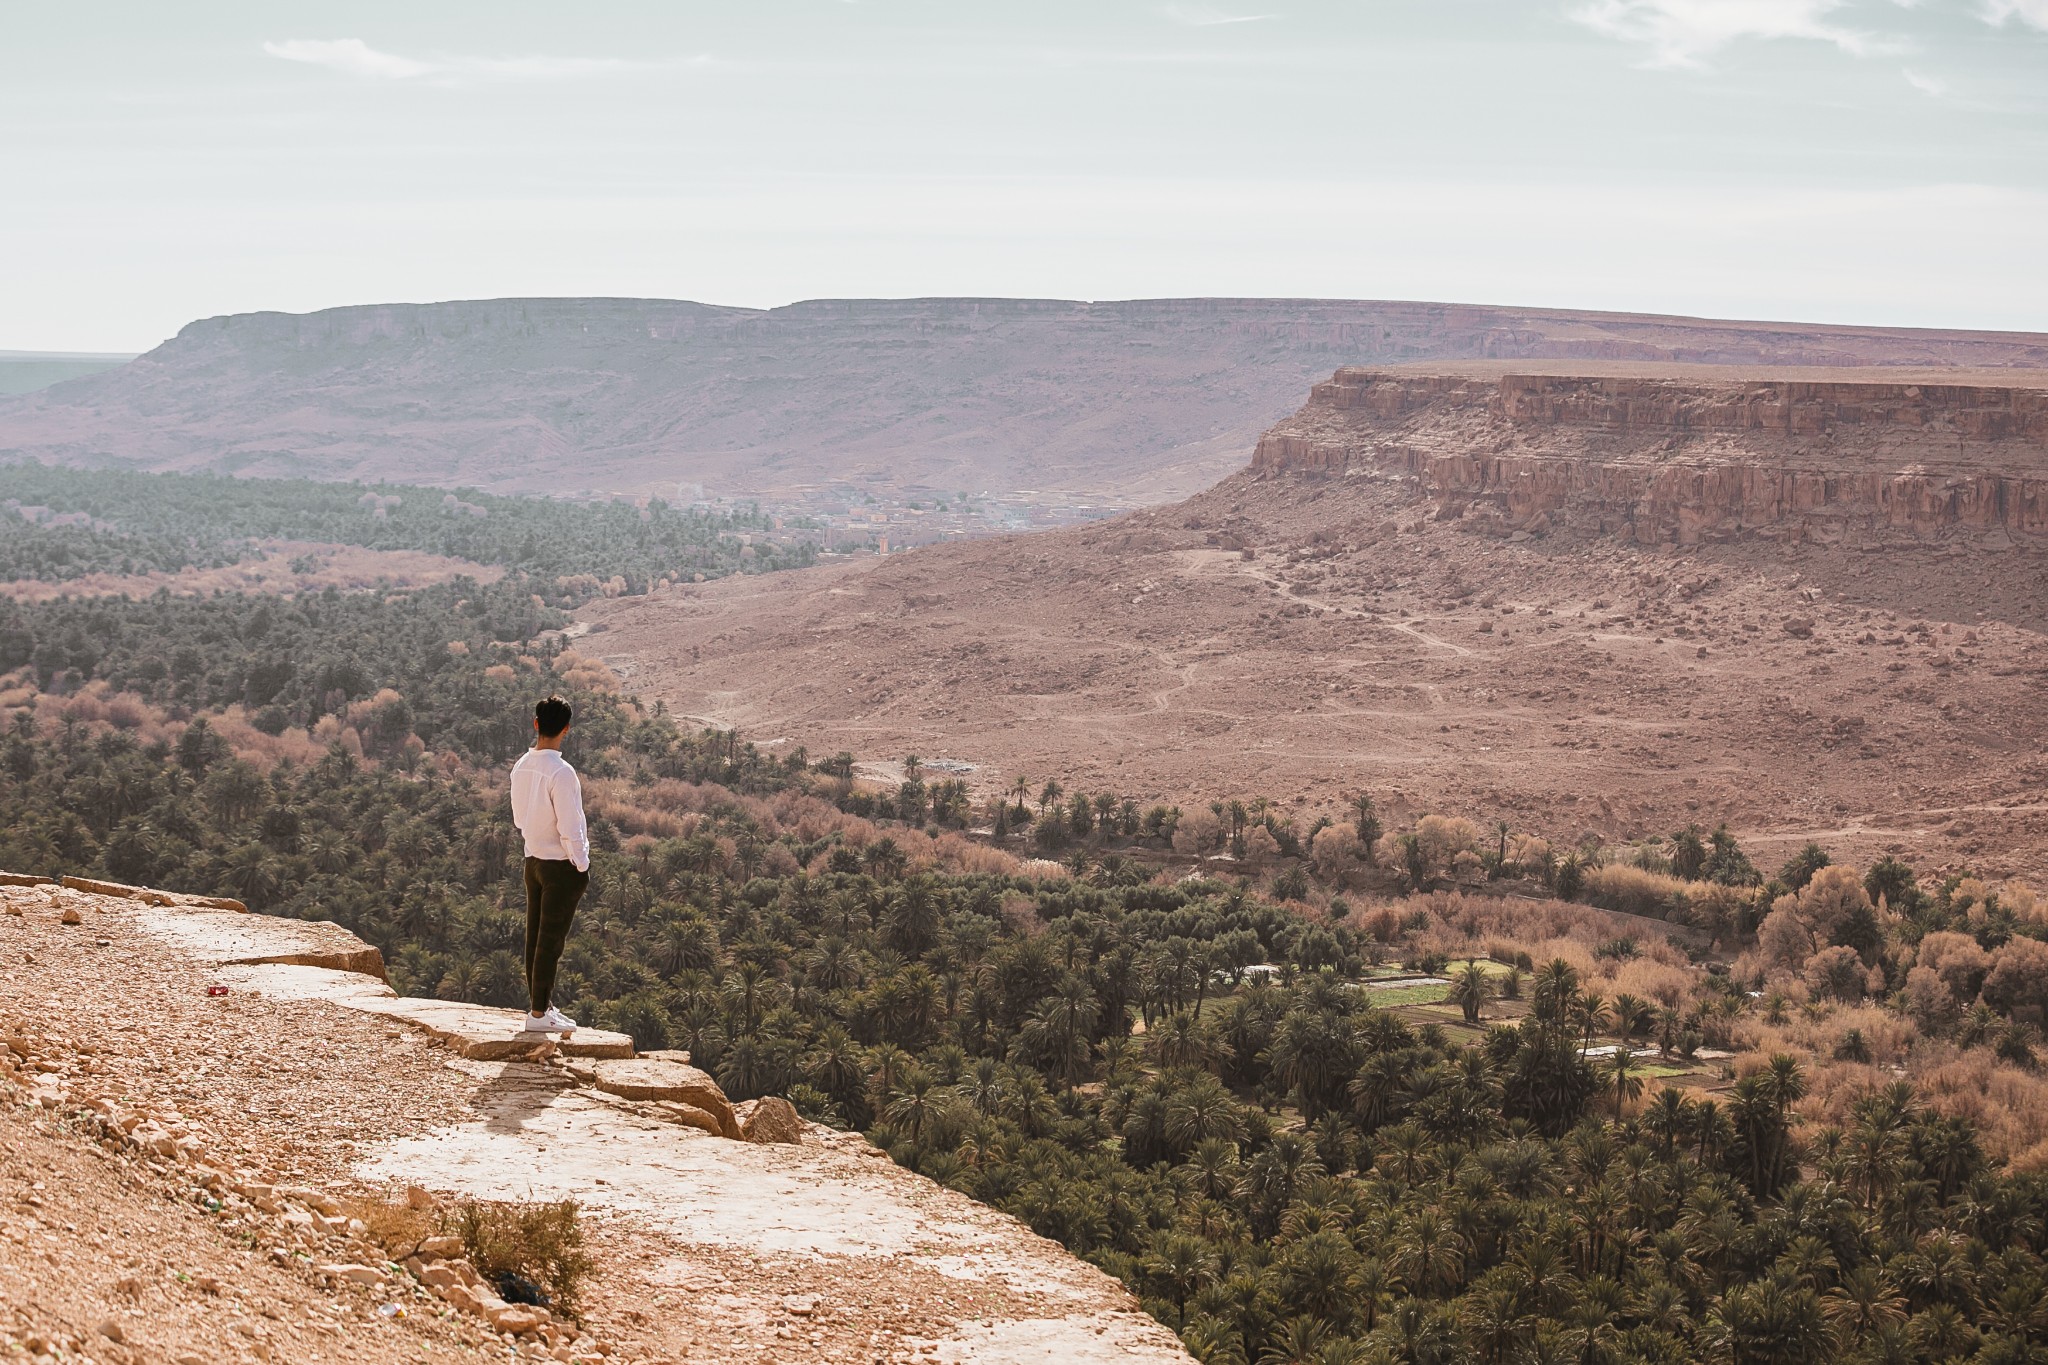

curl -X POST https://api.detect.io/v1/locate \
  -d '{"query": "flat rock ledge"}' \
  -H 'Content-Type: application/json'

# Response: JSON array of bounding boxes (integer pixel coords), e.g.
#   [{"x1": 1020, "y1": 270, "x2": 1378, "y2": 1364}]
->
[
  {"x1": 350, "y1": 997, "x2": 635, "y2": 1061},
  {"x1": 2, "y1": 874, "x2": 1196, "y2": 1364}
]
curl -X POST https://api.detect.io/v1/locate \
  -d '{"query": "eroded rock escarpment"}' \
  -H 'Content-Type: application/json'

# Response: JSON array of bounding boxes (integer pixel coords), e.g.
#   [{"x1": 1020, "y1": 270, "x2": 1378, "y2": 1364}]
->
[{"x1": 1252, "y1": 368, "x2": 2048, "y2": 549}]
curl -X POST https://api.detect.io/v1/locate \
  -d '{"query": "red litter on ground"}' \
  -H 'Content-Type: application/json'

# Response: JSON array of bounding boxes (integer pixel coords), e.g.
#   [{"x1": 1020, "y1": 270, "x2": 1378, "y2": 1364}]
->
[{"x1": 206, "y1": 986, "x2": 229, "y2": 997}]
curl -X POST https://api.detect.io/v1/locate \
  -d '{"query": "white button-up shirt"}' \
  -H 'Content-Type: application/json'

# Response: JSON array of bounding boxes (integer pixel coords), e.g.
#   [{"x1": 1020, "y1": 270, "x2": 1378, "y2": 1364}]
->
[{"x1": 510, "y1": 748, "x2": 590, "y2": 872}]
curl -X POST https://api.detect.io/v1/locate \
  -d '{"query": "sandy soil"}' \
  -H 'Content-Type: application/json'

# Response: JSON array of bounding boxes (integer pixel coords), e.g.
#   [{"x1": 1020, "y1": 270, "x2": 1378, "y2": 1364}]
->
[
  {"x1": 579, "y1": 468, "x2": 2048, "y2": 881},
  {"x1": 0, "y1": 885, "x2": 1191, "y2": 1365}
]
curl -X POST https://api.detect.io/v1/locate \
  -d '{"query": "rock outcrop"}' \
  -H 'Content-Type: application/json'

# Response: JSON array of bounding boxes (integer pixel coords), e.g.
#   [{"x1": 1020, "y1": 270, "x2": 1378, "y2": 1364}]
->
[
  {"x1": 0, "y1": 876, "x2": 1193, "y2": 1365},
  {"x1": 1252, "y1": 367, "x2": 2048, "y2": 549}
]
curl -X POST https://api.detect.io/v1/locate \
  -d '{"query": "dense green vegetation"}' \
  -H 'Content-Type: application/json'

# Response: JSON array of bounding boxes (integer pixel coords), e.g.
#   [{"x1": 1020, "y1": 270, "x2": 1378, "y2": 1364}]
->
[
  {"x1": 0, "y1": 462, "x2": 815, "y2": 588},
  {"x1": 6, "y1": 585, "x2": 2048, "y2": 1365}
]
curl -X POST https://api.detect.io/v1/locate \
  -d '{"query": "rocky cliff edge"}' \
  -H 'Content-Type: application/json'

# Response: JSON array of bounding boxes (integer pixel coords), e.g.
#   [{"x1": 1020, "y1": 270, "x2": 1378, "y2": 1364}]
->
[
  {"x1": 1252, "y1": 366, "x2": 2048, "y2": 550},
  {"x1": 0, "y1": 875, "x2": 1190, "y2": 1365}
]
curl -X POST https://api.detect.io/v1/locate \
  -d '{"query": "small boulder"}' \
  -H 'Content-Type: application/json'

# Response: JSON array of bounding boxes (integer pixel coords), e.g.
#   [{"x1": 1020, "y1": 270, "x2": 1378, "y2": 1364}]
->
[
  {"x1": 61, "y1": 907, "x2": 83, "y2": 925},
  {"x1": 487, "y1": 1303, "x2": 550, "y2": 1334},
  {"x1": 435, "y1": 1282, "x2": 483, "y2": 1314},
  {"x1": 657, "y1": 1101, "x2": 727, "y2": 1137},
  {"x1": 591, "y1": 1058, "x2": 739, "y2": 1137},
  {"x1": 734, "y1": 1097, "x2": 805, "y2": 1145}
]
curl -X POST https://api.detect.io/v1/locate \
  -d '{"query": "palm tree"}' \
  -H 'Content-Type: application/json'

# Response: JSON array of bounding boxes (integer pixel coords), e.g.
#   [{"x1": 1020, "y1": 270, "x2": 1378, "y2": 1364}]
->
[
  {"x1": 1018, "y1": 974, "x2": 1098, "y2": 1087},
  {"x1": 1645, "y1": 1086, "x2": 1693, "y2": 1158},
  {"x1": 1390, "y1": 1207, "x2": 1468, "y2": 1296},
  {"x1": 1274, "y1": 1230, "x2": 1357, "y2": 1331},
  {"x1": 1235, "y1": 1133, "x2": 1323, "y2": 1238},
  {"x1": 1164, "y1": 1073, "x2": 1246, "y2": 1152},
  {"x1": 1147, "y1": 1010, "x2": 1221, "y2": 1074},
  {"x1": 1533, "y1": 959, "x2": 1580, "y2": 1023},
  {"x1": 1350, "y1": 792, "x2": 1381, "y2": 845},
  {"x1": 1706, "y1": 1274, "x2": 1831, "y2": 1365},
  {"x1": 1607, "y1": 1047, "x2": 1644, "y2": 1121},
  {"x1": 1575, "y1": 991, "x2": 1612, "y2": 1050},
  {"x1": 1610, "y1": 993, "x2": 1653, "y2": 1041},
  {"x1": 1143, "y1": 1233, "x2": 1219, "y2": 1328},
  {"x1": 1449, "y1": 961, "x2": 1496, "y2": 1025},
  {"x1": 801, "y1": 1024, "x2": 867, "y2": 1119},
  {"x1": 882, "y1": 1068, "x2": 950, "y2": 1145},
  {"x1": 1347, "y1": 1256, "x2": 1400, "y2": 1335},
  {"x1": 1181, "y1": 1137, "x2": 1242, "y2": 1202}
]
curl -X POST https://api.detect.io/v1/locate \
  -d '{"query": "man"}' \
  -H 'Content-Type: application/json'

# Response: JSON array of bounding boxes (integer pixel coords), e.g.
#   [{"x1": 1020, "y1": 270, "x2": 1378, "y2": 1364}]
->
[{"x1": 510, "y1": 695, "x2": 590, "y2": 1034}]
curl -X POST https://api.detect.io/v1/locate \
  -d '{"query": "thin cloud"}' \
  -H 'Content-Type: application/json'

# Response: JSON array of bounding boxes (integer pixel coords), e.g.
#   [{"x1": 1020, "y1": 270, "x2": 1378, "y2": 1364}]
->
[
  {"x1": 1566, "y1": 0, "x2": 1890, "y2": 68},
  {"x1": 1157, "y1": 5, "x2": 1277, "y2": 25},
  {"x1": 263, "y1": 37, "x2": 663, "y2": 84},
  {"x1": 1982, "y1": 0, "x2": 2048, "y2": 26},
  {"x1": 1901, "y1": 67, "x2": 1947, "y2": 96},
  {"x1": 264, "y1": 39, "x2": 438, "y2": 80}
]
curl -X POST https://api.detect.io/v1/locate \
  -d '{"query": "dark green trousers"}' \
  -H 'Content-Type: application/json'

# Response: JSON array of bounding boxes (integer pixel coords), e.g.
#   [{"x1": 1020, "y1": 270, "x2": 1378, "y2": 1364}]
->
[{"x1": 522, "y1": 857, "x2": 588, "y2": 1015}]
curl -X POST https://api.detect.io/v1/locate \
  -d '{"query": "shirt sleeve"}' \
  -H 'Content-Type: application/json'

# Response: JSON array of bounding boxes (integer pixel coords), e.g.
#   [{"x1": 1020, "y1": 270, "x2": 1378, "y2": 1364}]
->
[{"x1": 553, "y1": 763, "x2": 591, "y2": 872}]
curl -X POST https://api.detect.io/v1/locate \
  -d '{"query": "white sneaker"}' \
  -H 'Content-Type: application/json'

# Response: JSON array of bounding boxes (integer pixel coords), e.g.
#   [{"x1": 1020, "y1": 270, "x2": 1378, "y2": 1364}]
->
[{"x1": 522, "y1": 1007, "x2": 577, "y2": 1034}]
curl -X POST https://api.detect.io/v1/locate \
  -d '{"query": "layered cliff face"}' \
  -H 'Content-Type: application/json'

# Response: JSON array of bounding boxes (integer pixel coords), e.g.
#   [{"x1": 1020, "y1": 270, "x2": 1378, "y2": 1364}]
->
[{"x1": 1252, "y1": 367, "x2": 2048, "y2": 549}]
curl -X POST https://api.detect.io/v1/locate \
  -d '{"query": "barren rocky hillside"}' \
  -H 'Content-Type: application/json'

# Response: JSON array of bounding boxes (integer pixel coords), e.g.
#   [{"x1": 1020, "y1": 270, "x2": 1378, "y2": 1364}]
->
[
  {"x1": 0, "y1": 876, "x2": 1190, "y2": 1365},
  {"x1": 575, "y1": 360, "x2": 2048, "y2": 880},
  {"x1": 6, "y1": 298, "x2": 2048, "y2": 514}
]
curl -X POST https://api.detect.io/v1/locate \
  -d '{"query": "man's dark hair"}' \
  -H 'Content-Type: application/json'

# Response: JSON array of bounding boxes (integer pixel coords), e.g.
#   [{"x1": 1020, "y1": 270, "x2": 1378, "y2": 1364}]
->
[{"x1": 535, "y1": 695, "x2": 573, "y2": 739}]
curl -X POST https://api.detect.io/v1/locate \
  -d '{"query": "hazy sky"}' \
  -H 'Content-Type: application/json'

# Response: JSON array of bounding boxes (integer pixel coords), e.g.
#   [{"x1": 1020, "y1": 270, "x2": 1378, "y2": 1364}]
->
[{"x1": 5, "y1": 0, "x2": 2045, "y2": 350}]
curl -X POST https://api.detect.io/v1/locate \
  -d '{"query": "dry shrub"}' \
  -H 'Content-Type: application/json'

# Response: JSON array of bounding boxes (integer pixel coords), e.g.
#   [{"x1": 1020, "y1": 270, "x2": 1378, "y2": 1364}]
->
[
  {"x1": 1173, "y1": 808, "x2": 1224, "y2": 856},
  {"x1": 553, "y1": 650, "x2": 619, "y2": 695},
  {"x1": 1360, "y1": 905, "x2": 1405, "y2": 944},
  {"x1": 1000, "y1": 891, "x2": 1045, "y2": 937},
  {"x1": 210, "y1": 707, "x2": 326, "y2": 769},
  {"x1": 921, "y1": 832, "x2": 1020, "y2": 877},
  {"x1": 584, "y1": 786, "x2": 689, "y2": 840},
  {"x1": 1310, "y1": 825, "x2": 1368, "y2": 887},
  {"x1": 1399, "y1": 893, "x2": 1699, "y2": 981},
  {"x1": 1579, "y1": 864, "x2": 1688, "y2": 918},
  {"x1": 1740, "y1": 1004, "x2": 1915, "y2": 1070},
  {"x1": 1523, "y1": 937, "x2": 1599, "y2": 979},
  {"x1": 340, "y1": 1192, "x2": 441, "y2": 1259},
  {"x1": 2007, "y1": 881, "x2": 2042, "y2": 925},
  {"x1": 1602, "y1": 957, "x2": 1693, "y2": 1009},
  {"x1": 452, "y1": 1199, "x2": 594, "y2": 1318},
  {"x1": 1901, "y1": 1051, "x2": 2048, "y2": 1170},
  {"x1": 1915, "y1": 931, "x2": 1992, "y2": 1002}
]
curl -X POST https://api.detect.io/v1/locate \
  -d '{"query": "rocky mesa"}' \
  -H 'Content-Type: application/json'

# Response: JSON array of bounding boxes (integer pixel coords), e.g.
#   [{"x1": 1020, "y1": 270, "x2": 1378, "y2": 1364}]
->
[
  {"x1": 1253, "y1": 363, "x2": 2048, "y2": 550},
  {"x1": 0, "y1": 875, "x2": 1190, "y2": 1365}
]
